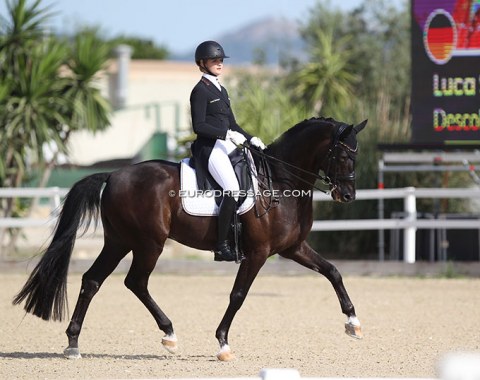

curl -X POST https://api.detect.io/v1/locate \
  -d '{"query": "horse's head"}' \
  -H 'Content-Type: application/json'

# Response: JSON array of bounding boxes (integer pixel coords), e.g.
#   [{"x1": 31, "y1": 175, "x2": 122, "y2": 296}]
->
[
  {"x1": 323, "y1": 120, "x2": 367, "y2": 203},
  {"x1": 266, "y1": 117, "x2": 367, "y2": 202}
]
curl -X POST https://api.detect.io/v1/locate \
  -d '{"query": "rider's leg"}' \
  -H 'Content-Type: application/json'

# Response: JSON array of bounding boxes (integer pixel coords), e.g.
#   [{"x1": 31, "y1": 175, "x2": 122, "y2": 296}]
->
[
  {"x1": 214, "y1": 195, "x2": 237, "y2": 261},
  {"x1": 208, "y1": 140, "x2": 240, "y2": 261}
]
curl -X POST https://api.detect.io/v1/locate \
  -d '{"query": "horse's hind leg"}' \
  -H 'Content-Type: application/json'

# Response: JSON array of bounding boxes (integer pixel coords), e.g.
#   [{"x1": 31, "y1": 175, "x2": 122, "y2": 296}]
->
[
  {"x1": 64, "y1": 240, "x2": 130, "y2": 359},
  {"x1": 279, "y1": 241, "x2": 363, "y2": 339},
  {"x1": 124, "y1": 244, "x2": 177, "y2": 354}
]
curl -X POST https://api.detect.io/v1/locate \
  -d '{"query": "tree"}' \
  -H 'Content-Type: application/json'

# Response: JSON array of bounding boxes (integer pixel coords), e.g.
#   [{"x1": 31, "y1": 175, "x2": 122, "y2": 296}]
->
[
  {"x1": 290, "y1": 0, "x2": 413, "y2": 258},
  {"x1": 109, "y1": 36, "x2": 169, "y2": 60},
  {"x1": 299, "y1": 0, "x2": 410, "y2": 114},
  {"x1": 296, "y1": 0, "x2": 468, "y2": 259},
  {"x1": 0, "y1": 0, "x2": 112, "y2": 256},
  {"x1": 289, "y1": 28, "x2": 358, "y2": 118},
  {"x1": 230, "y1": 67, "x2": 310, "y2": 144}
]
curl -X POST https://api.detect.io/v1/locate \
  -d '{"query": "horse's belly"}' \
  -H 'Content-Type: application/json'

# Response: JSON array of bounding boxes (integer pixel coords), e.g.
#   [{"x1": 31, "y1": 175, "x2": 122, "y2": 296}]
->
[{"x1": 169, "y1": 215, "x2": 216, "y2": 251}]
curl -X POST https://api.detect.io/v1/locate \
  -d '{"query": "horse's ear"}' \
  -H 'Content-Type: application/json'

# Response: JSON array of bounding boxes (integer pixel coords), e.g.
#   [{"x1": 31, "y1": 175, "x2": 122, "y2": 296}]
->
[
  {"x1": 354, "y1": 119, "x2": 368, "y2": 133},
  {"x1": 338, "y1": 124, "x2": 354, "y2": 140}
]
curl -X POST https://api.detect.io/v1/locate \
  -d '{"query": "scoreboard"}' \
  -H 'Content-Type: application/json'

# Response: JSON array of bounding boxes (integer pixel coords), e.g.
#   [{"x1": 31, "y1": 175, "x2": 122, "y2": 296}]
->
[{"x1": 411, "y1": 0, "x2": 480, "y2": 144}]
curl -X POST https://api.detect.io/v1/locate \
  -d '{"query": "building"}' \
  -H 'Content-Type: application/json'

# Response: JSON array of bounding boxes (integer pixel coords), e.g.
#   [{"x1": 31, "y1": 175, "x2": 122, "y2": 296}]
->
[{"x1": 67, "y1": 50, "x2": 236, "y2": 166}]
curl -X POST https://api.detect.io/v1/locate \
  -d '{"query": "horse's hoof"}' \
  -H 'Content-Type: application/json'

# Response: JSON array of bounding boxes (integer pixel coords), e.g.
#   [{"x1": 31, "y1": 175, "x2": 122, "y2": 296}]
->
[
  {"x1": 216, "y1": 345, "x2": 235, "y2": 361},
  {"x1": 161, "y1": 335, "x2": 178, "y2": 354},
  {"x1": 345, "y1": 322, "x2": 363, "y2": 339},
  {"x1": 63, "y1": 347, "x2": 81, "y2": 359}
]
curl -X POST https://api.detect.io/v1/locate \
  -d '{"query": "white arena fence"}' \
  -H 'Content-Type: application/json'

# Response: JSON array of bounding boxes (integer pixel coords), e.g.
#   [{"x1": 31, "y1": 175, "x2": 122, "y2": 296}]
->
[
  {"x1": 0, "y1": 187, "x2": 67, "y2": 228},
  {"x1": 1, "y1": 186, "x2": 480, "y2": 263}
]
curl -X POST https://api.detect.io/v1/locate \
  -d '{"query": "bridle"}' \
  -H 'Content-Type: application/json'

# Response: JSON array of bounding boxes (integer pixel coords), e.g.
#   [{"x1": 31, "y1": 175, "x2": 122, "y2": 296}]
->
[
  {"x1": 246, "y1": 123, "x2": 358, "y2": 196},
  {"x1": 322, "y1": 123, "x2": 358, "y2": 192}
]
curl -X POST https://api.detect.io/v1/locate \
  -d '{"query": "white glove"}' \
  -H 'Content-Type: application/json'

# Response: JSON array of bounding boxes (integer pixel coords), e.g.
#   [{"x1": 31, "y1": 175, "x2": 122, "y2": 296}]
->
[
  {"x1": 226, "y1": 130, "x2": 247, "y2": 146},
  {"x1": 250, "y1": 136, "x2": 267, "y2": 150}
]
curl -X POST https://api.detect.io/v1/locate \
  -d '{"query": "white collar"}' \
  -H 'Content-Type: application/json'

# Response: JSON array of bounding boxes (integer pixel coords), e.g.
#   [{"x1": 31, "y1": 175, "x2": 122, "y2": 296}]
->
[{"x1": 202, "y1": 73, "x2": 221, "y2": 91}]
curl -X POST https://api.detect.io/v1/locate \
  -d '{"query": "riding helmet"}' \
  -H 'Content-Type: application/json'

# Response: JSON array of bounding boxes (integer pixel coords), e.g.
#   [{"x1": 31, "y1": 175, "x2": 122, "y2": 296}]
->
[{"x1": 195, "y1": 41, "x2": 229, "y2": 64}]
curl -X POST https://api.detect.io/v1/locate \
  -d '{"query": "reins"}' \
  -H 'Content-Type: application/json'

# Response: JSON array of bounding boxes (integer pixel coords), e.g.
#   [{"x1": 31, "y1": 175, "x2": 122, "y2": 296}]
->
[
  {"x1": 245, "y1": 147, "x2": 278, "y2": 217},
  {"x1": 245, "y1": 145, "x2": 334, "y2": 194},
  {"x1": 236, "y1": 124, "x2": 358, "y2": 216}
]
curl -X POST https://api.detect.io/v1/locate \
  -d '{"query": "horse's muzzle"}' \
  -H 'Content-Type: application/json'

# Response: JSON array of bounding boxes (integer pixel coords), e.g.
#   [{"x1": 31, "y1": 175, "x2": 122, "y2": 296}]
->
[{"x1": 332, "y1": 188, "x2": 356, "y2": 203}]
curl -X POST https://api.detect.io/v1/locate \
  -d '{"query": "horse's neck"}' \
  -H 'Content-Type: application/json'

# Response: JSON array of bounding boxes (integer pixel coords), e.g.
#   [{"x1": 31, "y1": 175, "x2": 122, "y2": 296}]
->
[{"x1": 268, "y1": 129, "x2": 332, "y2": 190}]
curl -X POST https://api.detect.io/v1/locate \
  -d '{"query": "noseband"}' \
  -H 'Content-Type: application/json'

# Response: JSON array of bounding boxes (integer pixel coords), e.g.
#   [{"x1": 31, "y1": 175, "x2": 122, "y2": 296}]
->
[{"x1": 323, "y1": 124, "x2": 358, "y2": 192}]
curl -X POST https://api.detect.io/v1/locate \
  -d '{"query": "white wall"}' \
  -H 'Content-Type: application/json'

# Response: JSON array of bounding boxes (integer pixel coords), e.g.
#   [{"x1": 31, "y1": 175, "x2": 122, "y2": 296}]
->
[{"x1": 68, "y1": 60, "x2": 236, "y2": 166}]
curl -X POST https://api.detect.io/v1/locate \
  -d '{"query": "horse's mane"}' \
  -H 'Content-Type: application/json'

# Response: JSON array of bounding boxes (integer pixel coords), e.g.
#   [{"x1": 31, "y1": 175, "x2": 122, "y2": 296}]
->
[{"x1": 267, "y1": 116, "x2": 339, "y2": 152}]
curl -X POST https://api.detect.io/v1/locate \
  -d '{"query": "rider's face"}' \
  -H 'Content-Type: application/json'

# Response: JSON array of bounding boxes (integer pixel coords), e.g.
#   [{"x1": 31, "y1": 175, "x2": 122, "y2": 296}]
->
[{"x1": 204, "y1": 58, "x2": 224, "y2": 76}]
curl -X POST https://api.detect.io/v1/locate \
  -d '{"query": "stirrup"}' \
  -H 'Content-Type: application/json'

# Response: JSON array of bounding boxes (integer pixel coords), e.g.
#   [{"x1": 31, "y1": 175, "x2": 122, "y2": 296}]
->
[{"x1": 214, "y1": 242, "x2": 236, "y2": 262}]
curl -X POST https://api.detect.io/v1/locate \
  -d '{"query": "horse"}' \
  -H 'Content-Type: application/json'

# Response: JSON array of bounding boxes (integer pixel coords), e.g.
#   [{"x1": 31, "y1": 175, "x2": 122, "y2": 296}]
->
[{"x1": 13, "y1": 116, "x2": 367, "y2": 361}]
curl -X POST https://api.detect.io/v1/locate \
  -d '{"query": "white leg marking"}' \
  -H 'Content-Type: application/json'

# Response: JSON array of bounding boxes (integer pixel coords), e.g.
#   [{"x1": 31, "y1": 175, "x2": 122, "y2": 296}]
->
[
  {"x1": 161, "y1": 333, "x2": 178, "y2": 354},
  {"x1": 218, "y1": 344, "x2": 231, "y2": 354},
  {"x1": 162, "y1": 333, "x2": 177, "y2": 342},
  {"x1": 216, "y1": 344, "x2": 235, "y2": 361},
  {"x1": 348, "y1": 315, "x2": 361, "y2": 326}
]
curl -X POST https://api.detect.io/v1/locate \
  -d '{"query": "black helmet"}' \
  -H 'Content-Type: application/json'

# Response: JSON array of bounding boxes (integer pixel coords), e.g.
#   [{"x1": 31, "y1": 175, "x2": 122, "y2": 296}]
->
[{"x1": 195, "y1": 41, "x2": 229, "y2": 63}]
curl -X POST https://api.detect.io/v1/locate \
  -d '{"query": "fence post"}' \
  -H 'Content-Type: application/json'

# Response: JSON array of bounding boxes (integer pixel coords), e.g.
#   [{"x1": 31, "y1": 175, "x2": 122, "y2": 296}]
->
[
  {"x1": 403, "y1": 187, "x2": 417, "y2": 263},
  {"x1": 378, "y1": 159, "x2": 385, "y2": 261},
  {"x1": 50, "y1": 187, "x2": 62, "y2": 218}
]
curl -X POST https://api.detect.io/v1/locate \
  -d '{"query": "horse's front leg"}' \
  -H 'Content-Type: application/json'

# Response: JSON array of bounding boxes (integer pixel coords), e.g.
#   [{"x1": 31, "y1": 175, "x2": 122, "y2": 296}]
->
[
  {"x1": 215, "y1": 254, "x2": 267, "y2": 361},
  {"x1": 279, "y1": 241, "x2": 363, "y2": 339}
]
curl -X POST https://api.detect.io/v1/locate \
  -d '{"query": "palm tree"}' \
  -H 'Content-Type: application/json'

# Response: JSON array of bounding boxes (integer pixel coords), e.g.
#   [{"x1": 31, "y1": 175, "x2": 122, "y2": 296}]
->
[
  {"x1": 36, "y1": 28, "x2": 112, "y2": 188},
  {"x1": 0, "y1": 0, "x2": 112, "y2": 256},
  {"x1": 290, "y1": 29, "x2": 358, "y2": 118},
  {"x1": 63, "y1": 28, "x2": 112, "y2": 134},
  {"x1": 0, "y1": 0, "x2": 58, "y2": 186},
  {"x1": 230, "y1": 69, "x2": 309, "y2": 144}
]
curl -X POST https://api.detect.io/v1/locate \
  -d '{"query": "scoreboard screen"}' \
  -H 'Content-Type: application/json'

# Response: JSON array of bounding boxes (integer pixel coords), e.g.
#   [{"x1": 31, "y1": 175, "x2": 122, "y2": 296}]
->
[{"x1": 411, "y1": 0, "x2": 480, "y2": 144}]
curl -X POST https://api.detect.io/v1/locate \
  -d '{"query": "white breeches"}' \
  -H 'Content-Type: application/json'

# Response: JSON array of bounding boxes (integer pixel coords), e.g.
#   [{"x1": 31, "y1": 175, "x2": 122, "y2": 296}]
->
[{"x1": 208, "y1": 138, "x2": 240, "y2": 200}]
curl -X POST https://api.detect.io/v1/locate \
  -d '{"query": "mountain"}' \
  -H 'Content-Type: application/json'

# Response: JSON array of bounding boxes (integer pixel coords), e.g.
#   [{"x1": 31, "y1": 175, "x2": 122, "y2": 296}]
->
[{"x1": 172, "y1": 17, "x2": 306, "y2": 65}]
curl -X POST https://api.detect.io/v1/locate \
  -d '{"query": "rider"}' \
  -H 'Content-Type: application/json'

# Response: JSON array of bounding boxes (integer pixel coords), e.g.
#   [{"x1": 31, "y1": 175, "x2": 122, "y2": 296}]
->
[{"x1": 190, "y1": 40, "x2": 266, "y2": 262}]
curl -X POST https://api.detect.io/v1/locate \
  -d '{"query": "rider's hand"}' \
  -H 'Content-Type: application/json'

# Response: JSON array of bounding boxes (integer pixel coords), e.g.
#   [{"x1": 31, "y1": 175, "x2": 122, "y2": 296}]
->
[
  {"x1": 226, "y1": 130, "x2": 247, "y2": 146},
  {"x1": 250, "y1": 136, "x2": 267, "y2": 150}
]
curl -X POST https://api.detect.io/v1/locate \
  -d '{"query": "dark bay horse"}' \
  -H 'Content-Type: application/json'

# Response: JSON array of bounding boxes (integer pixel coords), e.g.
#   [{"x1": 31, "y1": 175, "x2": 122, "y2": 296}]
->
[{"x1": 14, "y1": 117, "x2": 367, "y2": 361}]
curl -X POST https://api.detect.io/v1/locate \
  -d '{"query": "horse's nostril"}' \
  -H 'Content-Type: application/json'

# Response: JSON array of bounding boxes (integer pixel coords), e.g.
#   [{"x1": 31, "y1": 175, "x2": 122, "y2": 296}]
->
[{"x1": 343, "y1": 193, "x2": 353, "y2": 202}]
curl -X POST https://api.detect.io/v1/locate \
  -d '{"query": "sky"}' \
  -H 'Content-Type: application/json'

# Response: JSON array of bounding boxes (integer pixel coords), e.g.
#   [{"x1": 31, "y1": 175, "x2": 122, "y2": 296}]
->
[{"x1": 0, "y1": 0, "x2": 404, "y2": 54}]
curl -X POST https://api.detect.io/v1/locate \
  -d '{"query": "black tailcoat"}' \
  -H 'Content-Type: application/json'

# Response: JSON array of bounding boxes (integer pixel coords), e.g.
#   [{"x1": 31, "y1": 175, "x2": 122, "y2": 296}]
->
[{"x1": 190, "y1": 77, "x2": 252, "y2": 189}]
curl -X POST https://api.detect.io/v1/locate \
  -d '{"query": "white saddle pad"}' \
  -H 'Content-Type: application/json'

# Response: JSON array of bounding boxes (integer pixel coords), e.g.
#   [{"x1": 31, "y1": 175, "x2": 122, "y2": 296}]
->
[{"x1": 180, "y1": 157, "x2": 257, "y2": 216}]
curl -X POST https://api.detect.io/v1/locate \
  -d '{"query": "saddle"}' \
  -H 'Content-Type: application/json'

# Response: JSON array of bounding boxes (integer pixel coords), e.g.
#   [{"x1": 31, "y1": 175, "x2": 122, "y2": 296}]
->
[
  {"x1": 180, "y1": 148, "x2": 258, "y2": 260},
  {"x1": 180, "y1": 148, "x2": 257, "y2": 215}
]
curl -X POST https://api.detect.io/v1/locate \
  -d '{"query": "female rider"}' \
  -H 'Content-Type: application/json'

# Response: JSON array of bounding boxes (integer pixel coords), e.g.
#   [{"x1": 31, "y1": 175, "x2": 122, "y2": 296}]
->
[{"x1": 190, "y1": 40, "x2": 266, "y2": 262}]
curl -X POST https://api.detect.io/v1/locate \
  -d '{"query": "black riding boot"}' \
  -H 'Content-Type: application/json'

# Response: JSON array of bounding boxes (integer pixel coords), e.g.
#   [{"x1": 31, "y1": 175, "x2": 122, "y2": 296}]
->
[{"x1": 214, "y1": 195, "x2": 237, "y2": 262}]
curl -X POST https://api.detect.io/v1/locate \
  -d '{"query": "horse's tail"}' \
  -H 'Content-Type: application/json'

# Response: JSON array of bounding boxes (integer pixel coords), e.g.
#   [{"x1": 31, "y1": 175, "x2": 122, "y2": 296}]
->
[{"x1": 12, "y1": 172, "x2": 110, "y2": 321}]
